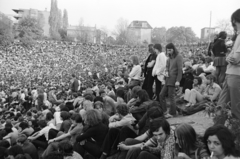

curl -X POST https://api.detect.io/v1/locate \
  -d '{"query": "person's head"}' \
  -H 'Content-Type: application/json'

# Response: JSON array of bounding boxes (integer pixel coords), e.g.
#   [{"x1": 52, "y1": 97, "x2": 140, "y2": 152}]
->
[
  {"x1": 130, "y1": 55, "x2": 139, "y2": 65},
  {"x1": 16, "y1": 134, "x2": 28, "y2": 146},
  {"x1": 45, "y1": 112, "x2": 54, "y2": 121},
  {"x1": 4, "y1": 123, "x2": 13, "y2": 134},
  {"x1": 70, "y1": 113, "x2": 82, "y2": 125},
  {"x1": 94, "y1": 96, "x2": 104, "y2": 103},
  {"x1": 205, "y1": 57, "x2": 212, "y2": 66},
  {"x1": 84, "y1": 109, "x2": 102, "y2": 126},
  {"x1": 231, "y1": 9, "x2": 240, "y2": 31},
  {"x1": 193, "y1": 76, "x2": 202, "y2": 86},
  {"x1": 175, "y1": 124, "x2": 197, "y2": 155},
  {"x1": 137, "y1": 89, "x2": 149, "y2": 103},
  {"x1": 58, "y1": 141, "x2": 73, "y2": 156},
  {"x1": 37, "y1": 120, "x2": 47, "y2": 129},
  {"x1": 149, "y1": 118, "x2": 170, "y2": 142},
  {"x1": 0, "y1": 140, "x2": 10, "y2": 148},
  {"x1": 116, "y1": 104, "x2": 129, "y2": 117},
  {"x1": 218, "y1": 31, "x2": 227, "y2": 40},
  {"x1": 94, "y1": 101, "x2": 104, "y2": 112},
  {"x1": 60, "y1": 111, "x2": 70, "y2": 121},
  {"x1": 82, "y1": 100, "x2": 94, "y2": 111},
  {"x1": 154, "y1": 43, "x2": 162, "y2": 53},
  {"x1": 204, "y1": 125, "x2": 240, "y2": 158},
  {"x1": 116, "y1": 88, "x2": 125, "y2": 99},
  {"x1": 8, "y1": 145, "x2": 24, "y2": 159},
  {"x1": 18, "y1": 122, "x2": 29, "y2": 132},
  {"x1": 148, "y1": 44, "x2": 155, "y2": 54},
  {"x1": 99, "y1": 90, "x2": 106, "y2": 97},
  {"x1": 166, "y1": 43, "x2": 178, "y2": 58},
  {"x1": 147, "y1": 107, "x2": 164, "y2": 121},
  {"x1": 131, "y1": 86, "x2": 142, "y2": 99},
  {"x1": 206, "y1": 74, "x2": 216, "y2": 85},
  {"x1": 196, "y1": 67, "x2": 204, "y2": 76}
]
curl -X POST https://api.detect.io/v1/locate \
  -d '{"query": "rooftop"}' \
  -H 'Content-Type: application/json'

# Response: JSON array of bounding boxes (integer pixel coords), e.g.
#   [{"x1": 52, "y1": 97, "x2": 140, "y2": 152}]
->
[{"x1": 128, "y1": 21, "x2": 152, "y2": 29}]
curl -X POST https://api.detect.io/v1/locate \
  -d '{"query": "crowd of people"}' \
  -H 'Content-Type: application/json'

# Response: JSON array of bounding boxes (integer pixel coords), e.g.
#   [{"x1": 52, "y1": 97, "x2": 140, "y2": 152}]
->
[{"x1": 0, "y1": 8, "x2": 240, "y2": 159}]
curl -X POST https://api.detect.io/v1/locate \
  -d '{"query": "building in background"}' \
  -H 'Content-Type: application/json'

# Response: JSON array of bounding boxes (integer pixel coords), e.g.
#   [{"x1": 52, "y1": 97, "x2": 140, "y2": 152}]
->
[
  {"x1": 12, "y1": 8, "x2": 50, "y2": 37},
  {"x1": 67, "y1": 25, "x2": 107, "y2": 44},
  {"x1": 127, "y1": 21, "x2": 152, "y2": 44},
  {"x1": 201, "y1": 27, "x2": 216, "y2": 40}
]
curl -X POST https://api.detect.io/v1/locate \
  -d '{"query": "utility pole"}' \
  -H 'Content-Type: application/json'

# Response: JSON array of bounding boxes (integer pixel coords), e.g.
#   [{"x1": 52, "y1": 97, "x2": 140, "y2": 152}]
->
[{"x1": 208, "y1": 11, "x2": 212, "y2": 43}]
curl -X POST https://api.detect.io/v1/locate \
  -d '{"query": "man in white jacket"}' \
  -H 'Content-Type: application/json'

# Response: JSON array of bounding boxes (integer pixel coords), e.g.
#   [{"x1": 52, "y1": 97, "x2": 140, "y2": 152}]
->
[{"x1": 152, "y1": 44, "x2": 167, "y2": 101}]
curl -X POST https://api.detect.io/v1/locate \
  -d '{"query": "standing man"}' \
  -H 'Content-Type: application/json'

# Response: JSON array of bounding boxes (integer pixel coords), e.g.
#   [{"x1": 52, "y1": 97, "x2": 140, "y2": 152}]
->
[
  {"x1": 159, "y1": 43, "x2": 183, "y2": 118},
  {"x1": 142, "y1": 44, "x2": 157, "y2": 99},
  {"x1": 152, "y1": 44, "x2": 167, "y2": 101}
]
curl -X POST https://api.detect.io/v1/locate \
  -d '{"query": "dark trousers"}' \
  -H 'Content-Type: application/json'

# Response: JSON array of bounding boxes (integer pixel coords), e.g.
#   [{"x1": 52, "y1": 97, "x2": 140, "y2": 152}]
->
[
  {"x1": 143, "y1": 71, "x2": 154, "y2": 99},
  {"x1": 74, "y1": 140, "x2": 102, "y2": 158},
  {"x1": 32, "y1": 139, "x2": 48, "y2": 149},
  {"x1": 138, "y1": 151, "x2": 159, "y2": 159},
  {"x1": 117, "y1": 138, "x2": 142, "y2": 159},
  {"x1": 154, "y1": 76, "x2": 162, "y2": 101},
  {"x1": 102, "y1": 128, "x2": 121, "y2": 155},
  {"x1": 159, "y1": 85, "x2": 176, "y2": 115}
]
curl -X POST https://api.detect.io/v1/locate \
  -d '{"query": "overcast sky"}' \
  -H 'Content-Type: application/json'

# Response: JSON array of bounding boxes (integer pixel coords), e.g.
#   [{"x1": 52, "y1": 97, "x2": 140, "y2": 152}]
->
[{"x1": 0, "y1": 0, "x2": 239, "y2": 37}]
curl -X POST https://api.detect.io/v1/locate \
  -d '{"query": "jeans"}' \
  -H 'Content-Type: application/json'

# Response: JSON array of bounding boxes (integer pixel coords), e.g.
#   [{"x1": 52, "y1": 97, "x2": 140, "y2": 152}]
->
[
  {"x1": 159, "y1": 85, "x2": 176, "y2": 115},
  {"x1": 217, "y1": 74, "x2": 240, "y2": 120}
]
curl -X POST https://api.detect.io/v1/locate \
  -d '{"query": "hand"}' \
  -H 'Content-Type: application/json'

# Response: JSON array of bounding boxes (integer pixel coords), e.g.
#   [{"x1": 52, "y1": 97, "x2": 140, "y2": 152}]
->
[
  {"x1": 79, "y1": 140, "x2": 85, "y2": 145},
  {"x1": 226, "y1": 56, "x2": 239, "y2": 65},
  {"x1": 48, "y1": 139, "x2": 54, "y2": 144},
  {"x1": 175, "y1": 81, "x2": 180, "y2": 87},
  {"x1": 178, "y1": 152, "x2": 189, "y2": 159},
  {"x1": 28, "y1": 137, "x2": 33, "y2": 141},
  {"x1": 118, "y1": 143, "x2": 128, "y2": 151}
]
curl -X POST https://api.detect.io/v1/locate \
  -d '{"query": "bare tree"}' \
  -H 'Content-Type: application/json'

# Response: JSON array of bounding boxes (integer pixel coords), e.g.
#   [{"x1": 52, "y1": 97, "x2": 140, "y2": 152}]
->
[{"x1": 216, "y1": 19, "x2": 233, "y2": 34}]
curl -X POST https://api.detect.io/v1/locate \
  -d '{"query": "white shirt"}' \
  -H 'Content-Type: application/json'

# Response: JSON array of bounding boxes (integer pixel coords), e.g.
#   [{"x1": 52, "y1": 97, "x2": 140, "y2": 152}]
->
[
  {"x1": 152, "y1": 52, "x2": 167, "y2": 81},
  {"x1": 39, "y1": 123, "x2": 56, "y2": 140},
  {"x1": 201, "y1": 63, "x2": 216, "y2": 73},
  {"x1": 129, "y1": 65, "x2": 141, "y2": 80}
]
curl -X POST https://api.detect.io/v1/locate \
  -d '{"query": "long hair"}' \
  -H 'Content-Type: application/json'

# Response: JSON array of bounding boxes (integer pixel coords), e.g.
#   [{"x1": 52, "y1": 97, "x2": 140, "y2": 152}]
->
[
  {"x1": 166, "y1": 43, "x2": 179, "y2": 58},
  {"x1": 203, "y1": 125, "x2": 240, "y2": 157},
  {"x1": 137, "y1": 89, "x2": 150, "y2": 103},
  {"x1": 175, "y1": 124, "x2": 198, "y2": 155},
  {"x1": 85, "y1": 109, "x2": 102, "y2": 126}
]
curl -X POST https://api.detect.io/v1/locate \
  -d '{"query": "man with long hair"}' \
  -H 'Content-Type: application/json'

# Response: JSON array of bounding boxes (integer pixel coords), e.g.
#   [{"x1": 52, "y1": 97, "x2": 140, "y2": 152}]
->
[{"x1": 159, "y1": 43, "x2": 183, "y2": 118}]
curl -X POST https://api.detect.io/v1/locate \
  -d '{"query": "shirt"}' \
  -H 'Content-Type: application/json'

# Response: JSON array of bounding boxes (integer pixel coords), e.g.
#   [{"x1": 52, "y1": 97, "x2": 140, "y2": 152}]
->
[
  {"x1": 39, "y1": 124, "x2": 56, "y2": 140},
  {"x1": 152, "y1": 52, "x2": 167, "y2": 81},
  {"x1": 129, "y1": 65, "x2": 142, "y2": 80},
  {"x1": 226, "y1": 34, "x2": 240, "y2": 76}
]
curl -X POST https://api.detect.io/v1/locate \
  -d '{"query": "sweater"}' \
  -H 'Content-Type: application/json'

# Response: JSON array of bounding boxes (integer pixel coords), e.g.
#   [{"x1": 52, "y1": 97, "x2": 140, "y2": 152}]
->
[{"x1": 165, "y1": 54, "x2": 183, "y2": 86}]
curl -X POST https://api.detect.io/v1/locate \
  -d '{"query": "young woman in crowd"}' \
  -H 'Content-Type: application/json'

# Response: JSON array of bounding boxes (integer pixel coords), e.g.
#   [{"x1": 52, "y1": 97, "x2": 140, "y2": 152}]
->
[
  {"x1": 160, "y1": 43, "x2": 183, "y2": 118},
  {"x1": 184, "y1": 76, "x2": 206, "y2": 106},
  {"x1": 212, "y1": 31, "x2": 228, "y2": 86},
  {"x1": 203, "y1": 125, "x2": 240, "y2": 159},
  {"x1": 128, "y1": 55, "x2": 142, "y2": 89},
  {"x1": 175, "y1": 123, "x2": 209, "y2": 159},
  {"x1": 74, "y1": 109, "x2": 108, "y2": 158}
]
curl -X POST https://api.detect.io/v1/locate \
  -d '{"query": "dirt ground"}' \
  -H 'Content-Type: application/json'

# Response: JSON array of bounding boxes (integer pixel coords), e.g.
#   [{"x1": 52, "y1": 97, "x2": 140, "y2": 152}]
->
[{"x1": 167, "y1": 110, "x2": 214, "y2": 135}]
